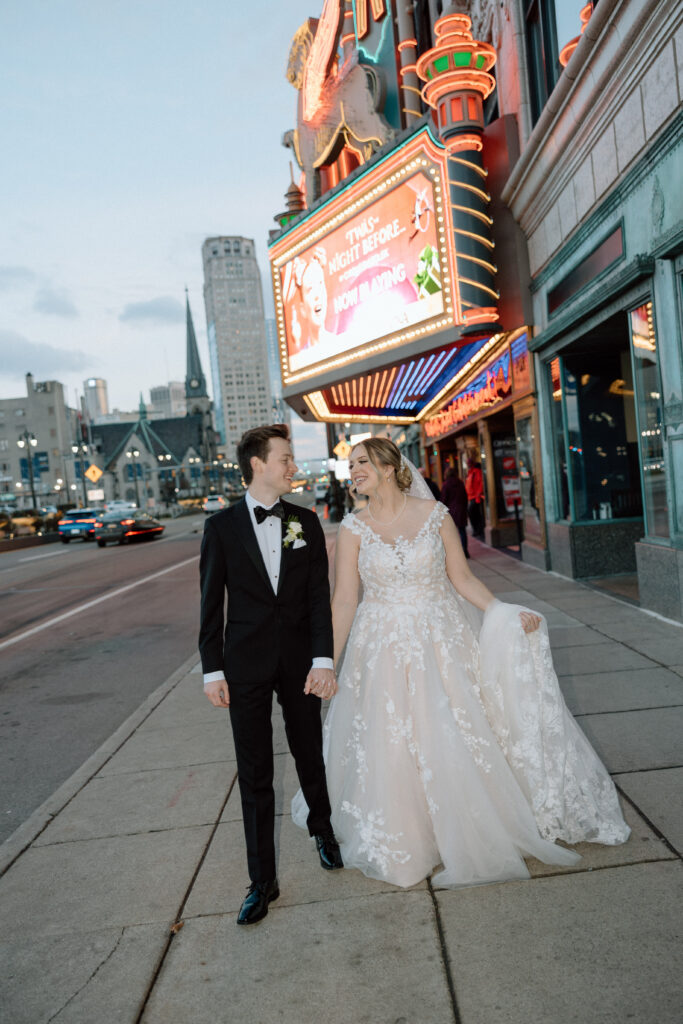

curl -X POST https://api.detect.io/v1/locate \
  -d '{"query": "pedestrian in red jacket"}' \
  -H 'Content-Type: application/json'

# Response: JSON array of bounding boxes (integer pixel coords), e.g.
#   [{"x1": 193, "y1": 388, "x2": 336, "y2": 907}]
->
[{"x1": 465, "y1": 458, "x2": 485, "y2": 539}]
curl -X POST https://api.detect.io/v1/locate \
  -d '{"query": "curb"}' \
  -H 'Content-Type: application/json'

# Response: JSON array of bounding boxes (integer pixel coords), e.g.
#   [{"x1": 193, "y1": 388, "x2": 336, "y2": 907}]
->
[{"x1": 0, "y1": 651, "x2": 201, "y2": 878}]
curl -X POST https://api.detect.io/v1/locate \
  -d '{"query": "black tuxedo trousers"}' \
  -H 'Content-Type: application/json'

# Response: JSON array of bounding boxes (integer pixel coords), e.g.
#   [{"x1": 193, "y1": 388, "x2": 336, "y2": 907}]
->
[{"x1": 199, "y1": 499, "x2": 334, "y2": 881}]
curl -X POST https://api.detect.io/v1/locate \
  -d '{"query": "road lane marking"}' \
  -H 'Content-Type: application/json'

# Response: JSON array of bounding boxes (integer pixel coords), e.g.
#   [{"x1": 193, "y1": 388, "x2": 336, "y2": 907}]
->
[
  {"x1": 18, "y1": 548, "x2": 72, "y2": 563},
  {"x1": 0, "y1": 555, "x2": 199, "y2": 652}
]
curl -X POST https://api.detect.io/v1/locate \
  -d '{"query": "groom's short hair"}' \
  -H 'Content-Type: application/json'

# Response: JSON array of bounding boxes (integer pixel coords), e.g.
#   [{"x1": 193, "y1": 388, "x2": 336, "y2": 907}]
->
[{"x1": 237, "y1": 424, "x2": 290, "y2": 484}]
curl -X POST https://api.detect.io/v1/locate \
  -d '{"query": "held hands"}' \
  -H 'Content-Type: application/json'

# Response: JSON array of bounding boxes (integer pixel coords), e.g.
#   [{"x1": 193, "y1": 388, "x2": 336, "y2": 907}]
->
[
  {"x1": 304, "y1": 666, "x2": 338, "y2": 701},
  {"x1": 519, "y1": 611, "x2": 542, "y2": 633},
  {"x1": 205, "y1": 679, "x2": 230, "y2": 708}
]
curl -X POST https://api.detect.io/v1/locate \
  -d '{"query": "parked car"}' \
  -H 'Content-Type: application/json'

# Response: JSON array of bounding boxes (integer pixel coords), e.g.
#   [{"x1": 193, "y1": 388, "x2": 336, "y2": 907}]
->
[
  {"x1": 314, "y1": 482, "x2": 328, "y2": 503},
  {"x1": 58, "y1": 508, "x2": 103, "y2": 542},
  {"x1": 94, "y1": 510, "x2": 164, "y2": 546},
  {"x1": 202, "y1": 494, "x2": 227, "y2": 514}
]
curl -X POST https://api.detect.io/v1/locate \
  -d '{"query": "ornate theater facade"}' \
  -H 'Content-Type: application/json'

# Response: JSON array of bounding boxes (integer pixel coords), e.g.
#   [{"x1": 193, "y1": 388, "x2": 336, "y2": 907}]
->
[{"x1": 268, "y1": 0, "x2": 683, "y2": 610}]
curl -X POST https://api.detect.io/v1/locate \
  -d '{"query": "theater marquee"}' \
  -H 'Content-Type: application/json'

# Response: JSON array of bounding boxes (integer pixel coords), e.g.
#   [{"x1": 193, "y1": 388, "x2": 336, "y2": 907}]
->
[{"x1": 270, "y1": 130, "x2": 463, "y2": 387}]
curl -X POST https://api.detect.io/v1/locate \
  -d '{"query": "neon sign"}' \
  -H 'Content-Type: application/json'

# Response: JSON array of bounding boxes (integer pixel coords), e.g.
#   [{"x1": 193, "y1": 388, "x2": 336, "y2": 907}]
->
[
  {"x1": 355, "y1": 0, "x2": 387, "y2": 40},
  {"x1": 425, "y1": 332, "x2": 529, "y2": 439}
]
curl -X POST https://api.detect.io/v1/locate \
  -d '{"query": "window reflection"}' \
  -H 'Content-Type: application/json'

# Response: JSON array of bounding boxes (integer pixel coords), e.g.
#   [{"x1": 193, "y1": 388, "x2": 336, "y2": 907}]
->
[{"x1": 629, "y1": 301, "x2": 669, "y2": 538}]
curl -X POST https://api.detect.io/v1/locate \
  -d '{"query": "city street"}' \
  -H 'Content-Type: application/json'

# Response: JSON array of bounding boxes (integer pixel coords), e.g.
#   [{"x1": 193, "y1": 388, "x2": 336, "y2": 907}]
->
[
  {"x1": 0, "y1": 516, "x2": 205, "y2": 844},
  {"x1": 0, "y1": 496, "x2": 318, "y2": 845}
]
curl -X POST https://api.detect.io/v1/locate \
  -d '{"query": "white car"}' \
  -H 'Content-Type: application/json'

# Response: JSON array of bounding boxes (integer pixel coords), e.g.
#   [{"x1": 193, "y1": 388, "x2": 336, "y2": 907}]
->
[
  {"x1": 202, "y1": 494, "x2": 227, "y2": 514},
  {"x1": 106, "y1": 500, "x2": 137, "y2": 512},
  {"x1": 314, "y1": 482, "x2": 328, "y2": 503}
]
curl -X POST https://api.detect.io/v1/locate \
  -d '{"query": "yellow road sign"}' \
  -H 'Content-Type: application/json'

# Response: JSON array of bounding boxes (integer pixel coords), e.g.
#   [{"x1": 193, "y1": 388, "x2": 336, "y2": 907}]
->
[
  {"x1": 85, "y1": 464, "x2": 103, "y2": 483},
  {"x1": 333, "y1": 440, "x2": 351, "y2": 459}
]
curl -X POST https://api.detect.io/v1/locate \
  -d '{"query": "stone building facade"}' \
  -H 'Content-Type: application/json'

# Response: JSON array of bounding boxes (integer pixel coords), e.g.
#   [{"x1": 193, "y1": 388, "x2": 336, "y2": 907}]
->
[
  {"x1": 464, "y1": 0, "x2": 683, "y2": 616},
  {"x1": 0, "y1": 374, "x2": 83, "y2": 507}
]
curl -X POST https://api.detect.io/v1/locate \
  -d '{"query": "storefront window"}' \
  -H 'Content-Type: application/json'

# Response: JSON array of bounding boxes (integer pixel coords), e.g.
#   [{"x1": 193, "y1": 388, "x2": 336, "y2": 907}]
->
[
  {"x1": 548, "y1": 358, "x2": 570, "y2": 519},
  {"x1": 629, "y1": 301, "x2": 669, "y2": 538},
  {"x1": 562, "y1": 339, "x2": 642, "y2": 522},
  {"x1": 516, "y1": 415, "x2": 542, "y2": 544}
]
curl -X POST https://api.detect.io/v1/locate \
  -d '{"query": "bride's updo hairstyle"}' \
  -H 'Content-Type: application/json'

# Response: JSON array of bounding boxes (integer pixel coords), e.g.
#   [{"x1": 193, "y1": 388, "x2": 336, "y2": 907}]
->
[{"x1": 352, "y1": 438, "x2": 413, "y2": 491}]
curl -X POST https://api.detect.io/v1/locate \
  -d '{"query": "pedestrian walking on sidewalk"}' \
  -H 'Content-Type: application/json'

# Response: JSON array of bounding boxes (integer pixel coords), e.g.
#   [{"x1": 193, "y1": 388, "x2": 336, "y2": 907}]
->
[
  {"x1": 440, "y1": 465, "x2": 469, "y2": 558},
  {"x1": 465, "y1": 456, "x2": 485, "y2": 539},
  {"x1": 199, "y1": 424, "x2": 343, "y2": 926}
]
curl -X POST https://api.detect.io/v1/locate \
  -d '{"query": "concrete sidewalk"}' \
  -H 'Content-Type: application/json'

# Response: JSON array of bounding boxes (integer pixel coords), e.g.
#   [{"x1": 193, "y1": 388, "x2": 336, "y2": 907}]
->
[{"x1": 1, "y1": 539, "x2": 682, "y2": 1023}]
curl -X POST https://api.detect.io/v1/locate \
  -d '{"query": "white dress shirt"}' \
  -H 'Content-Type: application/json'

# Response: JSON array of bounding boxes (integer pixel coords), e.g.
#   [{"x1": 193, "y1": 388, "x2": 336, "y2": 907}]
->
[{"x1": 203, "y1": 489, "x2": 334, "y2": 687}]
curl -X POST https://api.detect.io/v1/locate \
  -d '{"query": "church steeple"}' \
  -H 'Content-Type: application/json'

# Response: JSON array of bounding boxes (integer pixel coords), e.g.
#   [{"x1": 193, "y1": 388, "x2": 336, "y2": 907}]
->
[{"x1": 185, "y1": 289, "x2": 208, "y2": 402}]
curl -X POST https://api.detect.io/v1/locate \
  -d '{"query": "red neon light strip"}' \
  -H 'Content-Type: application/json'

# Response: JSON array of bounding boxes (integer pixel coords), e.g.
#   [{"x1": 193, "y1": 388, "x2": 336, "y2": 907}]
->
[
  {"x1": 450, "y1": 202, "x2": 492, "y2": 225},
  {"x1": 341, "y1": 32, "x2": 355, "y2": 46},
  {"x1": 344, "y1": 381, "x2": 351, "y2": 405},
  {"x1": 459, "y1": 275, "x2": 499, "y2": 299},
  {"x1": 352, "y1": 377, "x2": 357, "y2": 405},
  {"x1": 370, "y1": 370, "x2": 384, "y2": 408},
  {"x1": 397, "y1": 38, "x2": 417, "y2": 52},
  {"x1": 450, "y1": 155, "x2": 488, "y2": 178},
  {"x1": 378, "y1": 367, "x2": 398, "y2": 407},
  {"x1": 454, "y1": 227, "x2": 495, "y2": 249}
]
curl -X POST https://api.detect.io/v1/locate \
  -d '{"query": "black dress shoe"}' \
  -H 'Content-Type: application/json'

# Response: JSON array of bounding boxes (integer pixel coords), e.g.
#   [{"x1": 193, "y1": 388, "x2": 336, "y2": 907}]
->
[
  {"x1": 314, "y1": 829, "x2": 344, "y2": 870},
  {"x1": 236, "y1": 879, "x2": 279, "y2": 926}
]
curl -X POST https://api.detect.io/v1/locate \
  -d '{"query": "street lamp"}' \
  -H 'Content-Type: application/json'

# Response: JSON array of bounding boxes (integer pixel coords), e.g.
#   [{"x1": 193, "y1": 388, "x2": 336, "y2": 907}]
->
[
  {"x1": 17, "y1": 430, "x2": 38, "y2": 508},
  {"x1": 125, "y1": 448, "x2": 141, "y2": 507},
  {"x1": 188, "y1": 456, "x2": 201, "y2": 496},
  {"x1": 71, "y1": 441, "x2": 89, "y2": 506}
]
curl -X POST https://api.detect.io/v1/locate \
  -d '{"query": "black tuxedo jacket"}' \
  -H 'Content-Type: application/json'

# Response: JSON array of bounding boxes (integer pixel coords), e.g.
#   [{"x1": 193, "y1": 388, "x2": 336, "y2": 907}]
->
[{"x1": 198, "y1": 497, "x2": 333, "y2": 685}]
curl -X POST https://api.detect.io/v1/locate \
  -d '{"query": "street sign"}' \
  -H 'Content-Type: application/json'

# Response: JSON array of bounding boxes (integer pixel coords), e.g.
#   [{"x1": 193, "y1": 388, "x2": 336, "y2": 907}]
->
[
  {"x1": 333, "y1": 440, "x2": 351, "y2": 459},
  {"x1": 85, "y1": 464, "x2": 103, "y2": 484}
]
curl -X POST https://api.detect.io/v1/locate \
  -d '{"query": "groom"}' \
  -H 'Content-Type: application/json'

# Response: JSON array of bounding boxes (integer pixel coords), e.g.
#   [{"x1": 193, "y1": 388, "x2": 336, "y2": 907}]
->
[{"x1": 199, "y1": 423, "x2": 343, "y2": 926}]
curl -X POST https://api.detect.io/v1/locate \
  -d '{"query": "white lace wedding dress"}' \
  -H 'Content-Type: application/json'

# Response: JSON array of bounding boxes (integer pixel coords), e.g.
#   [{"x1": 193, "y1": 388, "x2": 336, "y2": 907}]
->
[{"x1": 292, "y1": 502, "x2": 630, "y2": 888}]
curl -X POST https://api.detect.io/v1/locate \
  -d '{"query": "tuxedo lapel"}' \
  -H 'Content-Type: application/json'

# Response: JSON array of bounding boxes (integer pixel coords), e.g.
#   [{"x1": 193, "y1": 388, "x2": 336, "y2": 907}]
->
[
  {"x1": 277, "y1": 516, "x2": 290, "y2": 597},
  {"x1": 231, "y1": 499, "x2": 271, "y2": 591},
  {"x1": 277, "y1": 500, "x2": 299, "y2": 596}
]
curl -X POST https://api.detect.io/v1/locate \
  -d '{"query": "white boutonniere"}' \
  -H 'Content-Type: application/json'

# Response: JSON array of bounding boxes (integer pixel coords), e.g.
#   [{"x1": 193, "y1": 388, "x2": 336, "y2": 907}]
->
[{"x1": 283, "y1": 515, "x2": 306, "y2": 549}]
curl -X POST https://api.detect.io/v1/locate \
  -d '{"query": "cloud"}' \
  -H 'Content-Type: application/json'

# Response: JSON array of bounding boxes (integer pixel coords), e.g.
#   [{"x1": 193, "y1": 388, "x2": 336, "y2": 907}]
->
[
  {"x1": 0, "y1": 266, "x2": 38, "y2": 291},
  {"x1": 33, "y1": 287, "x2": 79, "y2": 318},
  {"x1": 119, "y1": 296, "x2": 185, "y2": 325},
  {"x1": 0, "y1": 330, "x2": 90, "y2": 378}
]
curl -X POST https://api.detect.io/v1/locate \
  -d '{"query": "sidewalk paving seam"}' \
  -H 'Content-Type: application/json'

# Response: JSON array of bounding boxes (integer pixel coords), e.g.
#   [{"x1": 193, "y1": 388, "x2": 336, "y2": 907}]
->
[
  {"x1": 573, "y1": 702, "x2": 683, "y2": 717},
  {"x1": 427, "y1": 878, "x2": 463, "y2": 1024},
  {"x1": 176, "y1": 885, "x2": 429, "y2": 920},
  {"x1": 93, "y1": 757, "x2": 237, "y2": 776},
  {"x1": 134, "y1": 771, "x2": 239, "y2": 1023},
  {"x1": 429, "y1": 856, "x2": 683, "y2": 896},
  {"x1": 476, "y1": 546, "x2": 683, "y2": 627},
  {"x1": 614, "y1": 784, "x2": 683, "y2": 859},
  {"x1": 32, "y1": 820, "x2": 236, "y2": 848}
]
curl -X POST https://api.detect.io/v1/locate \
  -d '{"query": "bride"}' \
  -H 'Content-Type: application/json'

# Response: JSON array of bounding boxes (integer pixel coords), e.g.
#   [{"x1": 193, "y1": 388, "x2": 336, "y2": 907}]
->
[{"x1": 293, "y1": 438, "x2": 630, "y2": 888}]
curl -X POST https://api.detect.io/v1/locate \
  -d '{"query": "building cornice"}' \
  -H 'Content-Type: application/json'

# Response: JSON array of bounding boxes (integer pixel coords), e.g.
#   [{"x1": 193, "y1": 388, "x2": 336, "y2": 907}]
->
[{"x1": 501, "y1": 0, "x2": 680, "y2": 237}]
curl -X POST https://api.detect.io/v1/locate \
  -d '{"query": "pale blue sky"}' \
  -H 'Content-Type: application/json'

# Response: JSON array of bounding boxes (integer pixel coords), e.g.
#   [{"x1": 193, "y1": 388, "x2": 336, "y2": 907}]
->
[{"x1": 0, "y1": 0, "x2": 327, "y2": 458}]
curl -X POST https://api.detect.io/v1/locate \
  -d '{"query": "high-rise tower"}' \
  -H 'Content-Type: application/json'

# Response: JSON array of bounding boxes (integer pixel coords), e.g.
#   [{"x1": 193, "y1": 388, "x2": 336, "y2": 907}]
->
[{"x1": 202, "y1": 236, "x2": 273, "y2": 457}]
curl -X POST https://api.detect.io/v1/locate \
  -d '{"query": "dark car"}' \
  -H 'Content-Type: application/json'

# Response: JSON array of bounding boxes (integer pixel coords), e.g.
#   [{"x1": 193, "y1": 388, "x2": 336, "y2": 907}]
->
[
  {"x1": 94, "y1": 510, "x2": 164, "y2": 547},
  {"x1": 58, "y1": 508, "x2": 103, "y2": 542}
]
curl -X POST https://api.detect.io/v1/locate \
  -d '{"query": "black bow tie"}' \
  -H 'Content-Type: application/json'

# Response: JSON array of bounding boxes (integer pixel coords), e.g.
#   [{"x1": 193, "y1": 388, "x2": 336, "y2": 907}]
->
[{"x1": 254, "y1": 502, "x2": 285, "y2": 524}]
